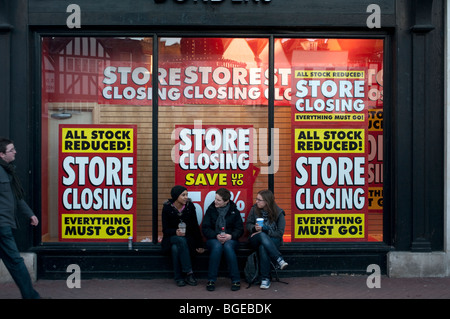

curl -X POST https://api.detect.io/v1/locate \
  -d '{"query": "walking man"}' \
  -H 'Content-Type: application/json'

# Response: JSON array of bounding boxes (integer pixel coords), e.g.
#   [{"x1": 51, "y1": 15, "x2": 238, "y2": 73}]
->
[{"x1": 0, "y1": 137, "x2": 40, "y2": 299}]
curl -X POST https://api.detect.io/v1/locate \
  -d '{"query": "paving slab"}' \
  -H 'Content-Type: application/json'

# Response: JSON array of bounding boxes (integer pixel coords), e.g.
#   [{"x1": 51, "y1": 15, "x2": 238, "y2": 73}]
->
[{"x1": 1, "y1": 276, "x2": 449, "y2": 299}]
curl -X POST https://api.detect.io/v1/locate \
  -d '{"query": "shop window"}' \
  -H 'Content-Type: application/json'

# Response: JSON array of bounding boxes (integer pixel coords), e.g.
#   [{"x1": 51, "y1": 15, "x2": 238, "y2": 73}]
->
[
  {"x1": 157, "y1": 37, "x2": 270, "y2": 241},
  {"x1": 41, "y1": 36, "x2": 384, "y2": 244},
  {"x1": 41, "y1": 37, "x2": 153, "y2": 242},
  {"x1": 274, "y1": 38, "x2": 384, "y2": 242}
]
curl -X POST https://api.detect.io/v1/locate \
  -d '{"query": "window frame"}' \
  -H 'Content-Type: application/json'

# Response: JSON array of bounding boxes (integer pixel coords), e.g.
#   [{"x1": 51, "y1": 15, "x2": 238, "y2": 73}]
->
[{"x1": 34, "y1": 30, "x2": 392, "y2": 250}]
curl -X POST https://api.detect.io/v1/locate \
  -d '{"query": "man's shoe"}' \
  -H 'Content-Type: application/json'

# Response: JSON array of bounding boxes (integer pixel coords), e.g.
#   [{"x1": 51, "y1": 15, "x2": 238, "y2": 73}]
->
[
  {"x1": 231, "y1": 281, "x2": 240, "y2": 291},
  {"x1": 206, "y1": 281, "x2": 215, "y2": 291},
  {"x1": 185, "y1": 274, "x2": 198, "y2": 286},
  {"x1": 176, "y1": 279, "x2": 186, "y2": 287}
]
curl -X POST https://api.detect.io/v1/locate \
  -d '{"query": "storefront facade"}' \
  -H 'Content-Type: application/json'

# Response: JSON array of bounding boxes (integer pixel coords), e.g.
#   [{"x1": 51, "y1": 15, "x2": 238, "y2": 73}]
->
[{"x1": 0, "y1": 0, "x2": 447, "y2": 279}]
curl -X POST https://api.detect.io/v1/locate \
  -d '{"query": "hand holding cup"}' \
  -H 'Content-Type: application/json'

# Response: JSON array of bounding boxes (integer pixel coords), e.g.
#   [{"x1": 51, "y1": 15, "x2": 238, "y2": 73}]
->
[{"x1": 255, "y1": 218, "x2": 264, "y2": 232}]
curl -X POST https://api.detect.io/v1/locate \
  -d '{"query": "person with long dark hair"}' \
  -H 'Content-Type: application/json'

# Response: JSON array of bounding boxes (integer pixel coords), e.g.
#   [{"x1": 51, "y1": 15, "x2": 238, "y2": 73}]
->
[{"x1": 247, "y1": 189, "x2": 288, "y2": 289}]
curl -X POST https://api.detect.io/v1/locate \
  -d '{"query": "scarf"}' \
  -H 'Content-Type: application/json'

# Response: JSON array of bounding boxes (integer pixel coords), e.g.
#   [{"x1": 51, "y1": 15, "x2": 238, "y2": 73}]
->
[
  {"x1": 215, "y1": 202, "x2": 230, "y2": 233},
  {"x1": 0, "y1": 158, "x2": 25, "y2": 200},
  {"x1": 261, "y1": 209, "x2": 277, "y2": 233}
]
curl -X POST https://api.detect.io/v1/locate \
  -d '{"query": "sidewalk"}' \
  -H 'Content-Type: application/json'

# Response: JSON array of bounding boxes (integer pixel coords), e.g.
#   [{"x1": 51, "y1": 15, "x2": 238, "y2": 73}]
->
[{"x1": 1, "y1": 275, "x2": 449, "y2": 299}]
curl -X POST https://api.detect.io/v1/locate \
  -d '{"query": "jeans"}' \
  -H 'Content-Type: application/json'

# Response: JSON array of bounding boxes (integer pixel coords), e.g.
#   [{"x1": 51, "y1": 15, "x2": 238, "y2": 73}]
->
[
  {"x1": 0, "y1": 226, "x2": 40, "y2": 299},
  {"x1": 170, "y1": 236, "x2": 193, "y2": 280},
  {"x1": 206, "y1": 239, "x2": 240, "y2": 282},
  {"x1": 249, "y1": 232, "x2": 282, "y2": 280}
]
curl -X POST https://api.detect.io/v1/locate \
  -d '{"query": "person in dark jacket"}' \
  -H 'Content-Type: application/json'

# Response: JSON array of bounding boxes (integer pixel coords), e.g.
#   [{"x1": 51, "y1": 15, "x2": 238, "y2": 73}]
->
[
  {"x1": 202, "y1": 188, "x2": 244, "y2": 291},
  {"x1": 161, "y1": 185, "x2": 204, "y2": 286},
  {"x1": 247, "y1": 189, "x2": 288, "y2": 289},
  {"x1": 0, "y1": 138, "x2": 40, "y2": 299}
]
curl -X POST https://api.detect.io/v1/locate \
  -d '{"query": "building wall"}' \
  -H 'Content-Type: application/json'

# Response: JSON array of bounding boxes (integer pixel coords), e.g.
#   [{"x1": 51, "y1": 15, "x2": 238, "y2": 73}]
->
[
  {"x1": 445, "y1": 0, "x2": 450, "y2": 274},
  {"x1": 387, "y1": 0, "x2": 448, "y2": 277},
  {"x1": 0, "y1": 0, "x2": 447, "y2": 277}
]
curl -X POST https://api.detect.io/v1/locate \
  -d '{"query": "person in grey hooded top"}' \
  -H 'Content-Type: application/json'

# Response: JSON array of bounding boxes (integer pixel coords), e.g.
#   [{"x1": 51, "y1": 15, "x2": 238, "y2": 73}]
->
[
  {"x1": 0, "y1": 138, "x2": 40, "y2": 299},
  {"x1": 247, "y1": 189, "x2": 288, "y2": 289}
]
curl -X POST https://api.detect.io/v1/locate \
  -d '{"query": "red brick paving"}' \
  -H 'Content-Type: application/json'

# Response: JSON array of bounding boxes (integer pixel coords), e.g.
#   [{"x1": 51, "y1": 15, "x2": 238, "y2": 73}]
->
[{"x1": 0, "y1": 276, "x2": 449, "y2": 299}]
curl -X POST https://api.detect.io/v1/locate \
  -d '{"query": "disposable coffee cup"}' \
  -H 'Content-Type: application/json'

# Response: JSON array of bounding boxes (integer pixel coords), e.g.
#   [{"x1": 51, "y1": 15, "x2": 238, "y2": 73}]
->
[
  {"x1": 256, "y1": 218, "x2": 264, "y2": 227},
  {"x1": 178, "y1": 221, "x2": 186, "y2": 234}
]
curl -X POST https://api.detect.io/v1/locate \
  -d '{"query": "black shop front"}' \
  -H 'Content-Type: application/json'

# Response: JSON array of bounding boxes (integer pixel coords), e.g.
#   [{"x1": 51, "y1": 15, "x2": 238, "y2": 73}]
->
[{"x1": 0, "y1": 0, "x2": 445, "y2": 279}]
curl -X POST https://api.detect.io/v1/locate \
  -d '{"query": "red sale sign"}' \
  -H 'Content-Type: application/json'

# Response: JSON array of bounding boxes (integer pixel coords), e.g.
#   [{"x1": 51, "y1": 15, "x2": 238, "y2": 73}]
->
[
  {"x1": 174, "y1": 124, "x2": 258, "y2": 227},
  {"x1": 290, "y1": 68, "x2": 370, "y2": 242},
  {"x1": 58, "y1": 124, "x2": 137, "y2": 242},
  {"x1": 291, "y1": 68, "x2": 369, "y2": 128},
  {"x1": 97, "y1": 60, "x2": 291, "y2": 106}
]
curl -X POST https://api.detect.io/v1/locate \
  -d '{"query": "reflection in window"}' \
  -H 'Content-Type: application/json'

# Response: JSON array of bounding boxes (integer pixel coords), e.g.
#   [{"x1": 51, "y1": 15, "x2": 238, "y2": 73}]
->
[
  {"x1": 157, "y1": 38, "x2": 270, "y2": 242},
  {"x1": 41, "y1": 37, "x2": 153, "y2": 242},
  {"x1": 274, "y1": 38, "x2": 384, "y2": 242}
]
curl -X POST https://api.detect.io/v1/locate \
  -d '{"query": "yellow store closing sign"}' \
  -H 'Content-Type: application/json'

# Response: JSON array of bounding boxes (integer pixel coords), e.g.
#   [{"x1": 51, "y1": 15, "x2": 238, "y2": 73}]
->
[{"x1": 294, "y1": 213, "x2": 365, "y2": 240}]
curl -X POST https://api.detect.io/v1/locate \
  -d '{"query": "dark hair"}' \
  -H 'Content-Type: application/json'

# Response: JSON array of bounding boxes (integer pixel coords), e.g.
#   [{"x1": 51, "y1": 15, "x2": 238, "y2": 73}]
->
[
  {"x1": 216, "y1": 188, "x2": 231, "y2": 202},
  {"x1": 171, "y1": 185, "x2": 187, "y2": 202},
  {"x1": 255, "y1": 189, "x2": 278, "y2": 223},
  {"x1": 0, "y1": 138, "x2": 13, "y2": 154}
]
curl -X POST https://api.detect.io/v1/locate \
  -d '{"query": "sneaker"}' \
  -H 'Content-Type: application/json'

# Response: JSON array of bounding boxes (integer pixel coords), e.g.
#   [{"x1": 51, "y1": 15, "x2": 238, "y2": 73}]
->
[
  {"x1": 206, "y1": 281, "x2": 215, "y2": 291},
  {"x1": 277, "y1": 258, "x2": 288, "y2": 270},
  {"x1": 260, "y1": 279, "x2": 271, "y2": 289},
  {"x1": 231, "y1": 281, "x2": 241, "y2": 291}
]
